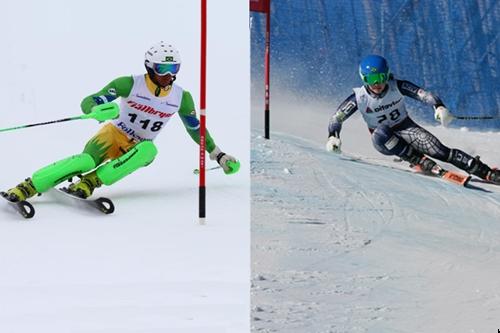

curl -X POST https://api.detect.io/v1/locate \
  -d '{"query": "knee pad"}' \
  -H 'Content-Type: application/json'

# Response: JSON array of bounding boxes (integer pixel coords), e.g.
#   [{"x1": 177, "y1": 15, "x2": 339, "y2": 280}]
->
[
  {"x1": 96, "y1": 140, "x2": 158, "y2": 186},
  {"x1": 32, "y1": 153, "x2": 96, "y2": 193},
  {"x1": 372, "y1": 124, "x2": 407, "y2": 156}
]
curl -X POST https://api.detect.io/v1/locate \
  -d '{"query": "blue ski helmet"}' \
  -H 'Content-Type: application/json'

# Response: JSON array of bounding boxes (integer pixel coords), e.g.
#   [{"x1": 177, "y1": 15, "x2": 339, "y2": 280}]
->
[{"x1": 359, "y1": 55, "x2": 390, "y2": 85}]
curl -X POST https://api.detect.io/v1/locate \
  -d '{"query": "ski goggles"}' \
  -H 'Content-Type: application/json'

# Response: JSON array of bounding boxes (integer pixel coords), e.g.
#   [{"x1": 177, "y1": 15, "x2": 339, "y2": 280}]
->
[
  {"x1": 152, "y1": 63, "x2": 181, "y2": 76},
  {"x1": 361, "y1": 72, "x2": 389, "y2": 85}
]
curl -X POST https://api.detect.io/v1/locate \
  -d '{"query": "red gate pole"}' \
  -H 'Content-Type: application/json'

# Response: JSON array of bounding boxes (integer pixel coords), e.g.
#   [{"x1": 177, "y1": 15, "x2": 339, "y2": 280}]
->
[
  {"x1": 199, "y1": 0, "x2": 207, "y2": 225},
  {"x1": 250, "y1": 0, "x2": 271, "y2": 138},
  {"x1": 264, "y1": 0, "x2": 271, "y2": 139}
]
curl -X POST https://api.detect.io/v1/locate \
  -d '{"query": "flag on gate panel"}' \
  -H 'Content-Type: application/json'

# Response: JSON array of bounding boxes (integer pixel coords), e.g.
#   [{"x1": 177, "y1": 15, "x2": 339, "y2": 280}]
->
[{"x1": 250, "y1": 0, "x2": 270, "y2": 13}]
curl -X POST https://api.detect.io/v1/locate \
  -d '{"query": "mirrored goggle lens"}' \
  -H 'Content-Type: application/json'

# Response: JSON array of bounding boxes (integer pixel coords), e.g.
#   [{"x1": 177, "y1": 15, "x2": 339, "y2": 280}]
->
[
  {"x1": 153, "y1": 63, "x2": 180, "y2": 76},
  {"x1": 363, "y1": 73, "x2": 388, "y2": 85}
]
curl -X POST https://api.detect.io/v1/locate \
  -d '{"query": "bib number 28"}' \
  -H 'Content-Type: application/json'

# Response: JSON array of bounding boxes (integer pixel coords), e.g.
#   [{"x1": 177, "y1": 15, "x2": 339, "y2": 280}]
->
[
  {"x1": 128, "y1": 113, "x2": 164, "y2": 132},
  {"x1": 377, "y1": 109, "x2": 401, "y2": 124}
]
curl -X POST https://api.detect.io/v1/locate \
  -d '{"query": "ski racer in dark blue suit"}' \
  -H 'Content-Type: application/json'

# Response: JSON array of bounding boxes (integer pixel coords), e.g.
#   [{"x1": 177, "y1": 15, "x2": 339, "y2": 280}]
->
[{"x1": 327, "y1": 55, "x2": 499, "y2": 184}]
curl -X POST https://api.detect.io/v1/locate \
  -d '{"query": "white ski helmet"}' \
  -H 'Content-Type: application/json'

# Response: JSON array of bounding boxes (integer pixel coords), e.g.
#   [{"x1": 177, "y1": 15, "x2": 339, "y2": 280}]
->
[{"x1": 144, "y1": 41, "x2": 181, "y2": 76}]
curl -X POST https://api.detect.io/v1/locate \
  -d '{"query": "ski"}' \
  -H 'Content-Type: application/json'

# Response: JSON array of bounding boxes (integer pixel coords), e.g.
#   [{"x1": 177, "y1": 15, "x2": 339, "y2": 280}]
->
[
  {"x1": 54, "y1": 187, "x2": 115, "y2": 215},
  {"x1": 0, "y1": 191, "x2": 35, "y2": 219},
  {"x1": 411, "y1": 163, "x2": 471, "y2": 187},
  {"x1": 339, "y1": 153, "x2": 473, "y2": 188},
  {"x1": 465, "y1": 167, "x2": 499, "y2": 186},
  {"x1": 470, "y1": 178, "x2": 500, "y2": 186}
]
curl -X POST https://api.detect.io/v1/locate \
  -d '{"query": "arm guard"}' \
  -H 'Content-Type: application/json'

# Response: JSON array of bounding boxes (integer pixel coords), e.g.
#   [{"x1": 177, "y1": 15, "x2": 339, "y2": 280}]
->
[
  {"x1": 328, "y1": 93, "x2": 358, "y2": 138},
  {"x1": 80, "y1": 76, "x2": 134, "y2": 114}
]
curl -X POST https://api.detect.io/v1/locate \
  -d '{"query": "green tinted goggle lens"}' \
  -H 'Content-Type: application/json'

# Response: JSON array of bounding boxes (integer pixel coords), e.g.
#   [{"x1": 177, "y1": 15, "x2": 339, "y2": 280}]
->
[
  {"x1": 153, "y1": 63, "x2": 180, "y2": 76},
  {"x1": 363, "y1": 73, "x2": 388, "y2": 85}
]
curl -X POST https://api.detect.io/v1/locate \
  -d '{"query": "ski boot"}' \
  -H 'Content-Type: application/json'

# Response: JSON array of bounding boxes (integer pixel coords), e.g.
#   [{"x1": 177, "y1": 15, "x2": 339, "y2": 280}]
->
[
  {"x1": 401, "y1": 148, "x2": 437, "y2": 175},
  {"x1": 5, "y1": 178, "x2": 38, "y2": 202},
  {"x1": 67, "y1": 171, "x2": 102, "y2": 199},
  {"x1": 466, "y1": 156, "x2": 500, "y2": 184},
  {"x1": 411, "y1": 156, "x2": 439, "y2": 175},
  {"x1": 487, "y1": 168, "x2": 500, "y2": 184}
]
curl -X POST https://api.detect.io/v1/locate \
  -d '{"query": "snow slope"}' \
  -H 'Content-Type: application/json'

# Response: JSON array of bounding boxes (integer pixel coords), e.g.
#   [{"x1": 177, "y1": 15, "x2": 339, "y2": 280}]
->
[
  {"x1": 251, "y1": 88, "x2": 500, "y2": 332},
  {"x1": 251, "y1": 130, "x2": 500, "y2": 333},
  {"x1": 0, "y1": 1, "x2": 249, "y2": 332}
]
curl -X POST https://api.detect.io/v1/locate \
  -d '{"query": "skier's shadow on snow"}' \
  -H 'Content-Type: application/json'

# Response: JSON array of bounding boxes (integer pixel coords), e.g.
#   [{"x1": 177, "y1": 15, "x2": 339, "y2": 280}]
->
[
  {"x1": 105, "y1": 187, "x2": 194, "y2": 201},
  {"x1": 107, "y1": 183, "x2": 240, "y2": 201}
]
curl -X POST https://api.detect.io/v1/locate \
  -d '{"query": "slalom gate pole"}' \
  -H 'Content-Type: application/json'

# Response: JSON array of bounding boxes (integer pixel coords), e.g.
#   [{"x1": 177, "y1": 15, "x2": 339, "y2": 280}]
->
[
  {"x1": 264, "y1": 0, "x2": 271, "y2": 139},
  {"x1": 199, "y1": 0, "x2": 207, "y2": 225}
]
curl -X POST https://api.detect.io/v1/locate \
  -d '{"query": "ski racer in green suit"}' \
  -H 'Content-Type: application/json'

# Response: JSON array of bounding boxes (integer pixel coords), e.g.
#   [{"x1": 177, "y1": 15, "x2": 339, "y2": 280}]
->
[{"x1": 5, "y1": 42, "x2": 240, "y2": 202}]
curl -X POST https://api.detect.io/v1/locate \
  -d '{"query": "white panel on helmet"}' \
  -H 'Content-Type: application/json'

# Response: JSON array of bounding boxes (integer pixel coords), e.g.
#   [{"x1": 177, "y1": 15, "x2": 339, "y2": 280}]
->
[{"x1": 144, "y1": 41, "x2": 182, "y2": 69}]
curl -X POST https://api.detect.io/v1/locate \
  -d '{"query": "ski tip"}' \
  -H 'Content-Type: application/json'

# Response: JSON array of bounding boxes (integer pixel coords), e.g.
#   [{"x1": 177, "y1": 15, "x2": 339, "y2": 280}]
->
[
  {"x1": 95, "y1": 197, "x2": 115, "y2": 215},
  {"x1": 18, "y1": 201, "x2": 35, "y2": 219},
  {"x1": 199, "y1": 217, "x2": 206, "y2": 225},
  {"x1": 1, "y1": 192, "x2": 35, "y2": 219}
]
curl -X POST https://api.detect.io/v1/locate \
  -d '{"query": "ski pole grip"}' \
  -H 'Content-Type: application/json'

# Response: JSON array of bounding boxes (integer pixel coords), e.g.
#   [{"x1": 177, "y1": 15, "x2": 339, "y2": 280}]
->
[
  {"x1": 224, "y1": 160, "x2": 241, "y2": 175},
  {"x1": 82, "y1": 102, "x2": 120, "y2": 122}
]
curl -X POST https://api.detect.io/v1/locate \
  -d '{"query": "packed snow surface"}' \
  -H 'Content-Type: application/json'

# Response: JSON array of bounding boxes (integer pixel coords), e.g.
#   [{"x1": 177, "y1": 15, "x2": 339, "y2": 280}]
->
[{"x1": 251, "y1": 94, "x2": 500, "y2": 332}]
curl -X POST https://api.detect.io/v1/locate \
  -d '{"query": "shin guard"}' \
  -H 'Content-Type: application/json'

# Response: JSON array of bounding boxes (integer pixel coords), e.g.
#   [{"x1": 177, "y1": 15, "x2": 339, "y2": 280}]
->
[
  {"x1": 96, "y1": 141, "x2": 158, "y2": 186},
  {"x1": 32, "y1": 154, "x2": 96, "y2": 193}
]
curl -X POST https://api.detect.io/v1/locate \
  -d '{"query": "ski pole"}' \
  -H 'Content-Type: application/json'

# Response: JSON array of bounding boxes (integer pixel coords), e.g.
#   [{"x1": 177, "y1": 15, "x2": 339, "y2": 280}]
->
[
  {"x1": 193, "y1": 165, "x2": 222, "y2": 175},
  {"x1": 0, "y1": 103, "x2": 120, "y2": 133},
  {"x1": 0, "y1": 115, "x2": 83, "y2": 133},
  {"x1": 453, "y1": 115, "x2": 498, "y2": 120},
  {"x1": 193, "y1": 161, "x2": 240, "y2": 175}
]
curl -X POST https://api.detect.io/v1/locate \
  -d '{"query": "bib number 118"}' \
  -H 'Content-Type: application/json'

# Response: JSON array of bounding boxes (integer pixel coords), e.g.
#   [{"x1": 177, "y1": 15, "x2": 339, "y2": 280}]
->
[{"x1": 128, "y1": 113, "x2": 164, "y2": 132}]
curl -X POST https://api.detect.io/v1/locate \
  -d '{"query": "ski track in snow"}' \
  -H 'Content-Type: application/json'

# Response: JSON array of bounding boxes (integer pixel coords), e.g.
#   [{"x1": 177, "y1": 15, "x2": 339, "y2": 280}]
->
[{"x1": 251, "y1": 131, "x2": 500, "y2": 333}]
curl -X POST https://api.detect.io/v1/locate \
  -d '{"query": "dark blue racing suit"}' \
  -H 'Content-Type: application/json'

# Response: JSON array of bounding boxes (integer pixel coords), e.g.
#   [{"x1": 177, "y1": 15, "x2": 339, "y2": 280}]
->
[{"x1": 328, "y1": 76, "x2": 492, "y2": 179}]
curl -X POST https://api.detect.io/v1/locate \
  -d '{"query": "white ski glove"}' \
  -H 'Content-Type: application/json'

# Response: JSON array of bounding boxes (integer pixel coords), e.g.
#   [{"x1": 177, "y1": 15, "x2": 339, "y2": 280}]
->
[
  {"x1": 434, "y1": 106, "x2": 454, "y2": 127},
  {"x1": 326, "y1": 136, "x2": 342, "y2": 153},
  {"x1": 209, "y1": 146, "x2": 240, "y2": 175}
]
